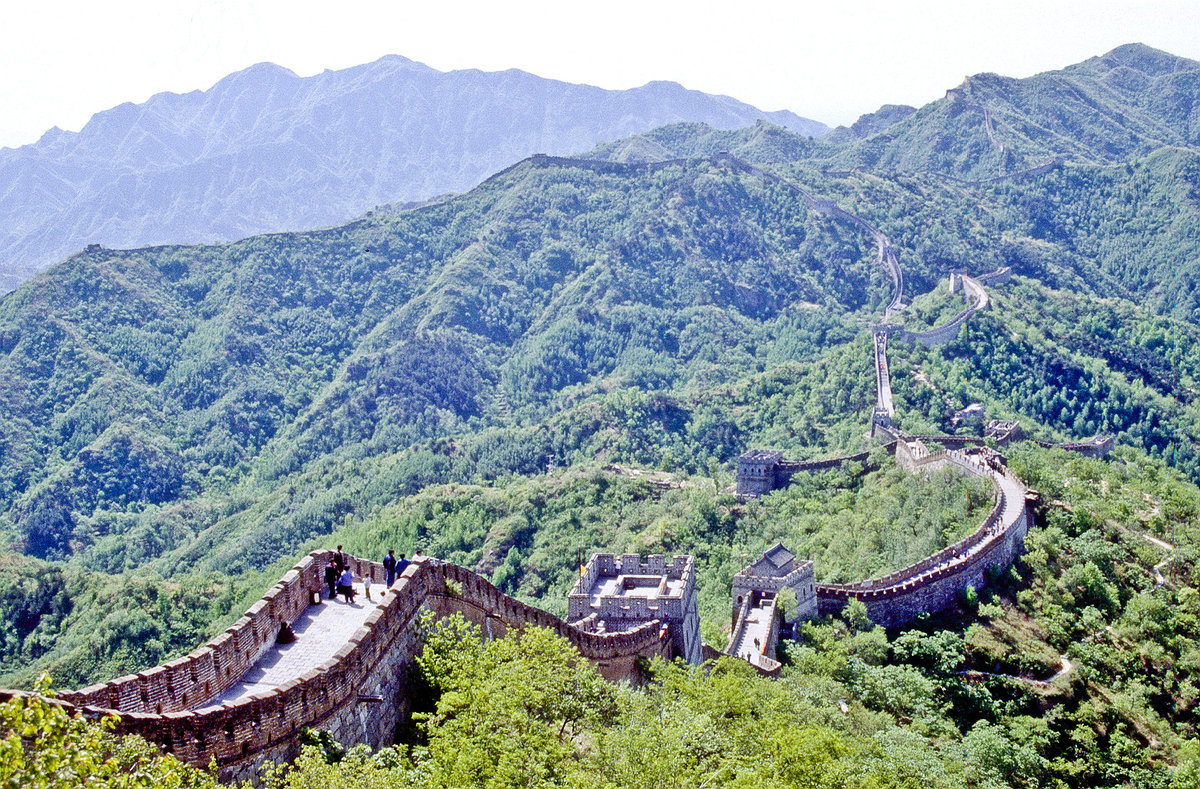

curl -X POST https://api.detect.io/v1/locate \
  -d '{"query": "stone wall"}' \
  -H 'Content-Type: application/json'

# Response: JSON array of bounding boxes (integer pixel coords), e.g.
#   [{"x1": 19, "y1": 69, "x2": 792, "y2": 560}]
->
[
  {"x1": 736, "y1": 450, "x2": 784, "y2": 496},
  {"x1": 568, "y1": 554, "x2": 700, "y2": 665},
  {"x1": 737, "y1": 446, "x2": 889, "y2": 499},
  {"x1": 35, "y1": 553, "x2": 674, "y2": 782},
  {"x1": 731, "y1": 562, "x2": 816, "y2": 625},
  {"x1": 815, "y1": 460, "x2": 1032, "y2": 629},
  {"x1": 1036, "y1": 435, "x2": 1115, "y2": 458},
  {"x1": 900, "y1": 274, "x2": 990, "y2": 348},
  {"x1": 725, "y1": 594, "x2": 782, "y2": 677},
  {"x1": 735, "y1": 437, "x2": 1031, "y2": 630},
  {"x1": 815, "y1": 496, "x2": 1029, "y2": 628},
  {"x1": 59, "y1": 552, "x2": 332, "y2": 714}
]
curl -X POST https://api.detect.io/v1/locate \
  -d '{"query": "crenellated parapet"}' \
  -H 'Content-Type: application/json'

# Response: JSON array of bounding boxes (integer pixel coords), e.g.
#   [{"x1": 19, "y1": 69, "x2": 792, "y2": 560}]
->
[
  {"x1": 568, "y1": 553, "x2": 701, "y2": 666},
  {"x1": 734, "y1": 438, "x2": 1034, "y2": 631},
  {"x1": 58, "y1": 551, "x2": 338, "y2": 714},
  {"x1": 814, "y1": 453, "x2": 1032, "y2": 628},
  {"x1": 1035, "y1": 435, "x2": 1115, "y2": 458},
  {"x1": 736, "y1": 447, "x2": 887, "y2": 500},
  {"x1": 17, "y1": 552, "x2": 677, "y2": 782},
  {"x1": 899, "y1": 272, "x2": 992, "y2": 348}
]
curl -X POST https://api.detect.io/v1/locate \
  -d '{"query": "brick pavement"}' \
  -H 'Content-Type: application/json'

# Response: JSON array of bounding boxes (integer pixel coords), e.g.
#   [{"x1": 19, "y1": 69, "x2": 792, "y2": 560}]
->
[{"x1": 207, "y1": 582, "x2": 383, "y2": 706}]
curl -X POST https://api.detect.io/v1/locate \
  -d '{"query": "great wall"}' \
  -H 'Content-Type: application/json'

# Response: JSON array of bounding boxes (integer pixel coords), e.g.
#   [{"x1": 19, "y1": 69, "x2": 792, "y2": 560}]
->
[
  {"x1": 7, "y1": 551, "x2": 676, "y2": 782},
  {"x1": 727, "y1": 153, "x2": 1111, "y2": 673},
  {"x1": 0, "y1": 152, "x2": 1114, "y2": 779}
]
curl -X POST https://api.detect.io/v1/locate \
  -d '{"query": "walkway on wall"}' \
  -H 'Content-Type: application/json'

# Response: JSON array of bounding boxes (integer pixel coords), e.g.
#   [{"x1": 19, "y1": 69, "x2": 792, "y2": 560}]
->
[
  {"x1": 821, "y1": 457, "x2": 1027, "y2": 597},
  {"x1": 209, "y1": 583, "x2": 380, "y2": 705},
  {"x1": 727, "y1": 598, "x2": 779, "y2": 674},
  {"x1": 874, "y1": 330, "x2": 895, "y2": 417}
]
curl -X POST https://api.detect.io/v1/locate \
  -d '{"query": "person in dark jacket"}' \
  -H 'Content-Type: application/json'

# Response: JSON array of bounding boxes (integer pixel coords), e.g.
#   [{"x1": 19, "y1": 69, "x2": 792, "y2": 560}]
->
[
  {"x1": 334, "y1": 545, "x2": 347, "y2": 573},
  {"x1": 396, "y1": 553, "x2": 410, "y2": 577},
  {"x1": 324, "y1": 560, "x2": 338, "y2": 599},
  {"x1": 383, "y1": 550, "x2": 397, "y2": 586}
]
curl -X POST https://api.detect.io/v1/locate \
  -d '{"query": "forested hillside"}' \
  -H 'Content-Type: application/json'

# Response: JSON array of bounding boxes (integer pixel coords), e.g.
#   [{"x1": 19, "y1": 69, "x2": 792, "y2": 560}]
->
[
  {"x1": 4, "y1": 144, "x2": 1200, "y2": 691},
  {"x1": 6, "y1": 42, "x2": 1200, "y2": 788}
]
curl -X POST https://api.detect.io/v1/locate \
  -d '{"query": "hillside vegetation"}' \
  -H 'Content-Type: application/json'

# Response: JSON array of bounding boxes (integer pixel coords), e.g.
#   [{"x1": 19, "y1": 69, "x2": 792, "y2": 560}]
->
[
  {"x1": 4, "y1": 142, "x2": 1200, "y2": 681},
  {"x1": 6, "y1": 41, "x2": 1200, "y2": 788}
]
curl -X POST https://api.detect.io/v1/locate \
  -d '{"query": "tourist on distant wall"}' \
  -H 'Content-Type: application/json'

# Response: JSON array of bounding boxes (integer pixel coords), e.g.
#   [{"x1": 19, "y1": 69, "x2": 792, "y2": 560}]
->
[
  {"x1": 397, "y1": 553, "x2": 410, "y2": 575},
  {"x1": 334, "y1": 545, "x2": 347, "y2": 573},
  {"x1": 337, "y1": 567, "x2": 356, "y2": 603},
  {"x1": 362, "y1": 571, "x2": 373, "y2": 602},
  {"x1": 324, "y1": 560, "x2": 338, "y2": 599},
  {"x1": 383, "y1": 550, "x2": 397, "y2": 585}
]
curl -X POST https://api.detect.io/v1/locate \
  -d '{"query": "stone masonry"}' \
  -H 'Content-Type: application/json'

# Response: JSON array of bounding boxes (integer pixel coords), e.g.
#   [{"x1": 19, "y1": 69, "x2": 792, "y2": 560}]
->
[
  {"x1": 568, "y1": 553, "x2": 702, "y2": 666},
  {"x1": 20, "y1": 551, "x2": 676, "y2": 782}
]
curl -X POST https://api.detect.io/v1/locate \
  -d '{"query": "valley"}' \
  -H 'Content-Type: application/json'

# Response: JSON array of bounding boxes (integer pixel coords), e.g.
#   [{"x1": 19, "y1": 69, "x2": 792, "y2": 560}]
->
[{"x1": 3, "y1": 42, "x2": 1200, "y2": 787}]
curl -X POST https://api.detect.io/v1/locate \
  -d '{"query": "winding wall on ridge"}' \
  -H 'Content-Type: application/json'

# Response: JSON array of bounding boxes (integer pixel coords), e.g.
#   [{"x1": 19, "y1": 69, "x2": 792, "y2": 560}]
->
[
  {"x1": 738, "y1": 440, "x2": 1033, "y2": 630},
  {"x1": 813, "y1": 444, "x2": 1033, "y2": 628},
  {"x1": 31, "y1": 553, "x2": 672, "y2": 781}
]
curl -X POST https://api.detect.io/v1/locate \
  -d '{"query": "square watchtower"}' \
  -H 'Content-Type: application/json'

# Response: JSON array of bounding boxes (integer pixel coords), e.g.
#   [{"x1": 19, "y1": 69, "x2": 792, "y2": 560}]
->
[
  {"x1": 731, "y1": 543, "x2": 816, "y2": 628},
  {"x1": 568, "y1": 553, "x2": 701, "y2": 665},
  {"x1": 736, "y1": 450, "x2": 783, "y2": 497}
]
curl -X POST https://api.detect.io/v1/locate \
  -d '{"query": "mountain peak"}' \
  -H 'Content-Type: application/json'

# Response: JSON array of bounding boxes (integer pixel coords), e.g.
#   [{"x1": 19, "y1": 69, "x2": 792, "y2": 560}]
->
[
  {"x1": 212, "y1": 61, "x2": 300, "y2": 89},
  {"x1": 0, "y1": 57, "x2": 825, "y2": 292},
  {"x1": 1095, "y1": 42, "x2": 1197, "y2": 76}
]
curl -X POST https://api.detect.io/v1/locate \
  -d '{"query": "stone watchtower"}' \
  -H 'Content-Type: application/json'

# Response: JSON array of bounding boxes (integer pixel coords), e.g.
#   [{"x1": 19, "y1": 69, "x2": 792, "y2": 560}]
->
[
  {"x1": 736, "y1": 450, "x2": 783, "y2": 497},
  {"x1": 731, "y1": 543, "x2": 816, "y2": 628},
  {"x1": 568, "y1": 553, "x2": 701, "y2": 665}
]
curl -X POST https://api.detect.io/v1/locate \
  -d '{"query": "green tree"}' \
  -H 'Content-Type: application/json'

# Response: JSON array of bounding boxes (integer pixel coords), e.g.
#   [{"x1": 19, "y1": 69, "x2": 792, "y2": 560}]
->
[
  {"x1": 415, "y1": 616, "x2": 618, "y2": 787},
  {"x1": 0, "y1": 675, "x2": 218, "y2": 788}
]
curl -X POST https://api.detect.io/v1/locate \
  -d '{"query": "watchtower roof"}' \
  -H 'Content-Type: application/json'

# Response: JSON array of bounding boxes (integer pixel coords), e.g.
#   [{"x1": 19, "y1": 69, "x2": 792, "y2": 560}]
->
[
  {"x1": 740, "y1": 449, "x2": 783, "y2": 463},
  {"x1": 748, "y1": 542, "x2": 796, "y2": 576}
]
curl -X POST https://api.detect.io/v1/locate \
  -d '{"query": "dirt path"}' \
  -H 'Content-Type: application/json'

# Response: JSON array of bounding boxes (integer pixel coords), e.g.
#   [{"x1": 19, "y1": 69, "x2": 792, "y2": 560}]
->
[
  {"x1": 960, "y1": 653, "x2": 1072, "y2": 687},
  {"x1": 1137, "y1": 532, "x2": 1174, "y2": 587}
]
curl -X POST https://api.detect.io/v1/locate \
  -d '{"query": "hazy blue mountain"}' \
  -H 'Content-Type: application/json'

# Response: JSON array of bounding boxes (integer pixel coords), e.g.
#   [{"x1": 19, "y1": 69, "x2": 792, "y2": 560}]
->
[{"x1": 0, "y1": 56, "x2": 826, "y2": 292}]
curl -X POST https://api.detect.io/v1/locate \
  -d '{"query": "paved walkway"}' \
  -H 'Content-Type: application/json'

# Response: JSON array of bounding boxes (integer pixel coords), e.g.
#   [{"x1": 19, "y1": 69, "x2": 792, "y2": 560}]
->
[
  {"x1": 731, "y1": 603, "x2": 774, "y2": 662},
  {"x1": 205, "y1": 582, "x2": 383, "y2": 706}
]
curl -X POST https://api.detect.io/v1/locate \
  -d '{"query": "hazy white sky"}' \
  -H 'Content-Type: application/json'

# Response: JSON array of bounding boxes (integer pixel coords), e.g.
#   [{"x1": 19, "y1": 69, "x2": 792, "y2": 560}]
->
[{"x1": 2, "y1": 0, "x2": 1198, "y2": 149}]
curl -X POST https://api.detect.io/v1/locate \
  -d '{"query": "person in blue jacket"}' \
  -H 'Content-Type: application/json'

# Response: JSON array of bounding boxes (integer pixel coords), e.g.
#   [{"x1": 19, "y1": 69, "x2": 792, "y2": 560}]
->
[{"x1": 383, "y1": 550, "x2": 397, "y2": 586}]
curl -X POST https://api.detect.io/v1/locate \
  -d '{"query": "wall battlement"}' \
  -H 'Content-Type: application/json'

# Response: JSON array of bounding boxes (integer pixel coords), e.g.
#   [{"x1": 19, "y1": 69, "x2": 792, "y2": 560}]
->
[
  {"x1": 26, "y1": 552, "x2": 677, "y2": 782},
  {"x1": 568, "y1": 553, "x2": 701, "y2": 665},
  {"x1": 735, "y1": 438, "x2": 1033, "y2": 630},
  {"x1": 899, "y1": 272, "x2": 991, "y2": 348}
]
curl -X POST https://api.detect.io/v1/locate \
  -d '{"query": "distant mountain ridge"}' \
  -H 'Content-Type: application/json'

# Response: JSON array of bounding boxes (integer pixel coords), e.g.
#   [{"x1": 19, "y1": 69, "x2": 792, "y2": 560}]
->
[
  {"x1": 0, "y1": 55, "x2": 826, "y2": 293},
  {"x1": 587, "y1": 44, "x2": 1200, "y2": 181},
  {"x1": 829, "y1": 42, "x2": 1200, "y2": 177}
]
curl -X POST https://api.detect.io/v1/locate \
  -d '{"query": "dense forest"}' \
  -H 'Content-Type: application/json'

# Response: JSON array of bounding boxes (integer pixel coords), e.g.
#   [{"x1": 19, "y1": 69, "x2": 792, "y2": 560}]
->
[{"x1": 4, "y1": 41, "x2": 1200, "y2": 788}]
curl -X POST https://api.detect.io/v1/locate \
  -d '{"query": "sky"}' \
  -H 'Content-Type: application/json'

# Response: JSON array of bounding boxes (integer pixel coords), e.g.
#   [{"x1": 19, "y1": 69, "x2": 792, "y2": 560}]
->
[{"x1": 2, "y1": 0, "x2": 1199, "y2": 149}]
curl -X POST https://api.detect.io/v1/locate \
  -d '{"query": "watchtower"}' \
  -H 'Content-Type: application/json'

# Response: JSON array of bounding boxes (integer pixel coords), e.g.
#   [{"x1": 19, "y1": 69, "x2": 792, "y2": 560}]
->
[
  {"x1": 731, "y1": 543, "x2": 816, "y2": 628},
  {"x1": 736, "y1": 450, "x2": 783, "y2": 497},
  {"x1": 568, "y1": 553, "x2": 701, "y2": 665}
]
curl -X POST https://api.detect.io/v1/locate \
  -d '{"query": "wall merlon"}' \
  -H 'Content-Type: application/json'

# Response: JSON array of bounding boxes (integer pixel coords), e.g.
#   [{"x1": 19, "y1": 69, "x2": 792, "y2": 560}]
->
[{"x1": 38, "y1": 553, "x2": 692, "y2": 778}]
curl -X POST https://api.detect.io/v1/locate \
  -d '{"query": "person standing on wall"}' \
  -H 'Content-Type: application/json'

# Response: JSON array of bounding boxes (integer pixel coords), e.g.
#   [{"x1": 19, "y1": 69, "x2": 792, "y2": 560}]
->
[
  {"x1": 337, "y1": 566, "x2": 356, "y2": 603},
  {"x1": 383, "y1": 550, "x2": 397, "y2": 586},
  {"x1": 396, "y1": 553, "x2": 410, "y2": 577},
  {"x1": 334, "y1": 545, "x2": 347, "y2": 573},
  {"x1": 324, "y1": 559, "x2": 338, "y2": 600}
]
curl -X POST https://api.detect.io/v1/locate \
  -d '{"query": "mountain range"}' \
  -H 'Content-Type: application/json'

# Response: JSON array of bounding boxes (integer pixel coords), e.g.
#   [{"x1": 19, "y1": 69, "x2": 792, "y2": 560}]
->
[
  {"x1": 595, "y1": 43, "x2": 1200, "y2": 181},
  {"x1": 0, "y1": 55, "x2": 825, "y2": 293},
  {"x1": 5, "y1": 43, "x2": 1200, "y2": 786}
]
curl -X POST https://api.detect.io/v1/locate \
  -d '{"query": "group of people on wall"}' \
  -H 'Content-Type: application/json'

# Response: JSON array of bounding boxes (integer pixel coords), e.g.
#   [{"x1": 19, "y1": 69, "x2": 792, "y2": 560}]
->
[{"x1": 321, "y1": 545, "x2": 414, "y2": 604}]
